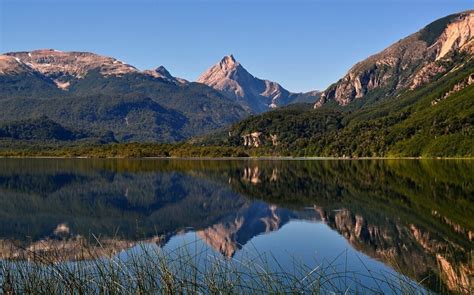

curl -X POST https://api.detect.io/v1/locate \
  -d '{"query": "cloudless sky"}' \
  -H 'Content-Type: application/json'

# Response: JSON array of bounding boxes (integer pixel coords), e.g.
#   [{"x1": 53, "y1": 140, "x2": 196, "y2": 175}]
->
[{"x1": 1, "y1": 0, "x2": 472, "y2": 92}]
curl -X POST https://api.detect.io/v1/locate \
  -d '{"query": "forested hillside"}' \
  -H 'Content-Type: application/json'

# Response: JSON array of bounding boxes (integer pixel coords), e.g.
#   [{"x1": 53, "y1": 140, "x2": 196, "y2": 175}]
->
[{"x1": 207, "y1": 61, "x2": 473, "y2": 157}]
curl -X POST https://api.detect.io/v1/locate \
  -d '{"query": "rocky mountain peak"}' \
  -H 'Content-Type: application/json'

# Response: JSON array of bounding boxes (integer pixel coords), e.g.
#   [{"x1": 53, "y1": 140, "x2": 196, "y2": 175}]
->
[
  {"x1": 197, "y1": 55, "x2": 242, "y2": 85},
  {"x1": 155, "y1": 65, "x2": 172, "y2": 77},
  {"x1": 143, "y1": 65, "x2": 187, "y2": 84},
  {"x1": 219, "y1": 54, "x2": 238, "y2": 69},
  {"x1": 197, "y1": 55, "x2": 295, "y2": 113},
  {"x1": 145, "y1": 65, "x2": 173, "y2": 79},
  {"x1": 315, "y1": 10, "x2": 474, "y2": 108}
]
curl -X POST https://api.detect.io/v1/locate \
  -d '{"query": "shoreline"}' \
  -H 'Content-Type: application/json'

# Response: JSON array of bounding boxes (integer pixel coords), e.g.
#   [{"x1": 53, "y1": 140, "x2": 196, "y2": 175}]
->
[{"x1": 0, "y1": 156, "x2": 472, "y2": 160}]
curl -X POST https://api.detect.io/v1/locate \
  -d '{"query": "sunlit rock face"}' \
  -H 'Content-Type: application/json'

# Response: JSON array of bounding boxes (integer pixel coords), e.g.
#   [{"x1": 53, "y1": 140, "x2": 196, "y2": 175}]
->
[
  {"x1": 0, "y1": 55, "x2": 36, "y2": 76},
  {"x1": 242, "y1": 132, "x2": 263, "y2": 148},
  {"x1": 197, "y1": 55, "x2": 295, "y2": 113},
  {"x1": 5, "y1": 49, "x2": 138, "y2": 89},
  {"x1": 316, "y1": 10, "x2": 474, "y2": 108},
  {"x1": 241, "y1": 132, "x2": 279, "y2": 148},
  {"x1": 435, "y1": 12, "x2": 474, "y2": 60}
]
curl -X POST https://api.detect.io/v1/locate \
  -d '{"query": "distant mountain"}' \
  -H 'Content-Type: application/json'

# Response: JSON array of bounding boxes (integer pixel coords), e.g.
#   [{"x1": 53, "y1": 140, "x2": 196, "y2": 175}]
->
[
  {"x1": 316, "y1": 10, "x2": 474, "y2": 108},
  {"x1": 6, "y1": 49, "x2": 139, "y2": 90},
  {"x1": 143, "y1": 66, "x2": 188, "y2": 85},
  {"x1": 0, "y1": 55, "x2": 62, "y2": 97},
  {"x1": 198, "y1": 55, "x2": 315, "y2": 113},
  {"x1": 0, "y1": 50, "x2": 249, "y2": 142}
]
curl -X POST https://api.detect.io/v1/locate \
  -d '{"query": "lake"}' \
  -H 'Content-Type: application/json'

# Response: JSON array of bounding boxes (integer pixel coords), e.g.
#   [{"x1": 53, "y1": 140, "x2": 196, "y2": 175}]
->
[{"x1": 0, "y1": 159, "x2": 472, "y2": 293}]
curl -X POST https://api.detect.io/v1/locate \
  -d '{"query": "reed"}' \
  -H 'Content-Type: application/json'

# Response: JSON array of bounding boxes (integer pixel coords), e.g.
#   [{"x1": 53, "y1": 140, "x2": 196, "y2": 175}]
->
[{"x1": 0, "y1": 239, "x2": 428, "y2": 294}]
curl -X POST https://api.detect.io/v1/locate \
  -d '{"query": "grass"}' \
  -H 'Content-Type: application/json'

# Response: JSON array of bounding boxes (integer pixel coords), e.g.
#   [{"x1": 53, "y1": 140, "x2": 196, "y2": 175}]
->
[{"x1": 0, "y1": 238, "x2": 430, "y2": 294}]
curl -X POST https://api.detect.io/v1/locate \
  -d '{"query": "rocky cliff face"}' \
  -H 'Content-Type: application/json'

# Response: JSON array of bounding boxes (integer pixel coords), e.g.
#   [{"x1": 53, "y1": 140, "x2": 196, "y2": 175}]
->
[
  {"x1": 197, "y1": 55, "x2": 297, "y2": 113},
  {"x1": 316, "y1": 10, "x2": 474, "y2": 108}
]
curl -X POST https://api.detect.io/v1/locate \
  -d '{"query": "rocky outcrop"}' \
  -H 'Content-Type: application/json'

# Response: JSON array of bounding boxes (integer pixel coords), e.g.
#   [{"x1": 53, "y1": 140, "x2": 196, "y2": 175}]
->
[
  {"x1": 316, "y1": 10, "x2": 474, "y2": 108},
  {"x1": 432, "y1": 73, "x2": 474, "y2": 105},
  {"x1": 410, "y1": 63, "x2": 447, "y2": 89},
  {"x1": 241, "y1": 132, "x2": 279, "y2": 148},
  {"x1": 242, "y1": 132, "x2": 263, "y2": 147},
  {"x1": 197, "y1": 55, "x2": 297, "y2": 113}
]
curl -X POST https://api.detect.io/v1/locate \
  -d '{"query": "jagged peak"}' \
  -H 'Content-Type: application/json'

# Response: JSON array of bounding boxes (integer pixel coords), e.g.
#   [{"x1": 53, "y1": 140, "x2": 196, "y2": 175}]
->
[
  {"x1": 218, "y1": 54, "x2": 240, "y2": 71},
  {"x1": 221, "y1": 54, "x2": 236, "y2": 64}
]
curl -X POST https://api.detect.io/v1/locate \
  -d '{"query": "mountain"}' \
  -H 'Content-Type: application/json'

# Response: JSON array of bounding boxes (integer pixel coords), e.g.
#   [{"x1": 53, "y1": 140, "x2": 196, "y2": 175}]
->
[
  {"x1": 6, "y1": 49, "x2": 138, "y2": 90},
  {"x1": 143, "y1": 66, "x2": 188, "y2": 85},
  {"x1": 197, "y1": 55, "x2": 313, "y2": 113},
  {"x1": 0, "y1": 55, "x2": 62, "y2": 97},
  {"x1": 213, "y1": 60, "x2": 473, "y2": 157},
  {"x1": 201, "y1": 11, "x2": 474, "y2": 157},
  {"x1": 316, "y1": 10, "x2": 474, "y2": 108},
  {"x1": 0, "y1": 50, "x2": 249, "y2": 142}
]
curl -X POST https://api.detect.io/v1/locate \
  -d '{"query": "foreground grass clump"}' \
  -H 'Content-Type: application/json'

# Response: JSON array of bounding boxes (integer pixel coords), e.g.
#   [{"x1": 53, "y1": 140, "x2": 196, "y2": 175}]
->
[{"x1": 0, "y1": 241, "x2": 426, "y2": 294}]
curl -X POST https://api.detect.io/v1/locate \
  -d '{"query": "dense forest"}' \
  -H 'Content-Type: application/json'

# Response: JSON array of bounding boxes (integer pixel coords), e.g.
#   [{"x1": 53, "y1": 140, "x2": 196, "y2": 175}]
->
[{"x1": 200, "y1": 59, "x2": 474, "y2": 158}]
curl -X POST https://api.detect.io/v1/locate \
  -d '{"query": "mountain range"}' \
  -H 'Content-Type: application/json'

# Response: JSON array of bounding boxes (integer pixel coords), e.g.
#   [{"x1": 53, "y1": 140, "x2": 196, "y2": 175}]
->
[
  {"x1": 0, "y1": 49, "x2": 312, "y2": 142},
  {"x1": 0, "y1": 10, "x2": 472, "y2": 156}
]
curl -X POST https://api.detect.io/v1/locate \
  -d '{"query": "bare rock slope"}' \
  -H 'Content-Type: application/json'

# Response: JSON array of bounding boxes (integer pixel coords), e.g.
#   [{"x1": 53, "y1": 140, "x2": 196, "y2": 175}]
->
[{"x1": 316, "y1": 10, "x2": 474, "y2": 108}]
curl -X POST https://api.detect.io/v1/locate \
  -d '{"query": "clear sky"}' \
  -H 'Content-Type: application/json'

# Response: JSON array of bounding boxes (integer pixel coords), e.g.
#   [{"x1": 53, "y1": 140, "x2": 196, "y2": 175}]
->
[{"x1": 1, "y1": 0, "x2": 472, "y2": 92}]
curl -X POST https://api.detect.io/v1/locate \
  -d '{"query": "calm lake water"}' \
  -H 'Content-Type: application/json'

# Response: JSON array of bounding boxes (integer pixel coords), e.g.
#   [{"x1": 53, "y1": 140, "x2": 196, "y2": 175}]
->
[{"x1": 0, "y1": 159, "x2": 472, "y2": 293}]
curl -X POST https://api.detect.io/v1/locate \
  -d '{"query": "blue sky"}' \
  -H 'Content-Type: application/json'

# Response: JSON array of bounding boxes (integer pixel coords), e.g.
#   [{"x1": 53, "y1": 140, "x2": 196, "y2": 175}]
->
[{"x1": 1, "y1": 0, "x2": 472, "y2": 92}]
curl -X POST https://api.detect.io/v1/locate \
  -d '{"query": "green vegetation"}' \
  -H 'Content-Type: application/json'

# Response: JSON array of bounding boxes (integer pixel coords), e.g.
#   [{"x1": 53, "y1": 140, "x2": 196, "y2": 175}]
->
[
  {"x1": 0, "y1": 56, "x2": 472, "y2": 158},
  {"x1": 0, "y1": 70, "x2": 249, "y2": 142},
  {"x1": 0, "y1": 142, "x2": 252, "y2": 158},
  {"x1": 0, "y1": 116, "x2": 114, "y2": 142},
  {"x1": 205, "y1": 61, "x2": 474, "y2": 158},
  {"x1": 0, "y1": 240, "x2": 424, "y2": 294}
]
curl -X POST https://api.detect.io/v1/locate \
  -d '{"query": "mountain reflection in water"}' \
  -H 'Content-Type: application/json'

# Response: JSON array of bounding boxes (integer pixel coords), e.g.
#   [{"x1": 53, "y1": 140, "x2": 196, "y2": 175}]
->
[{"x1": 0, "y1": 159, "x2": 472, "y2": 293}]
